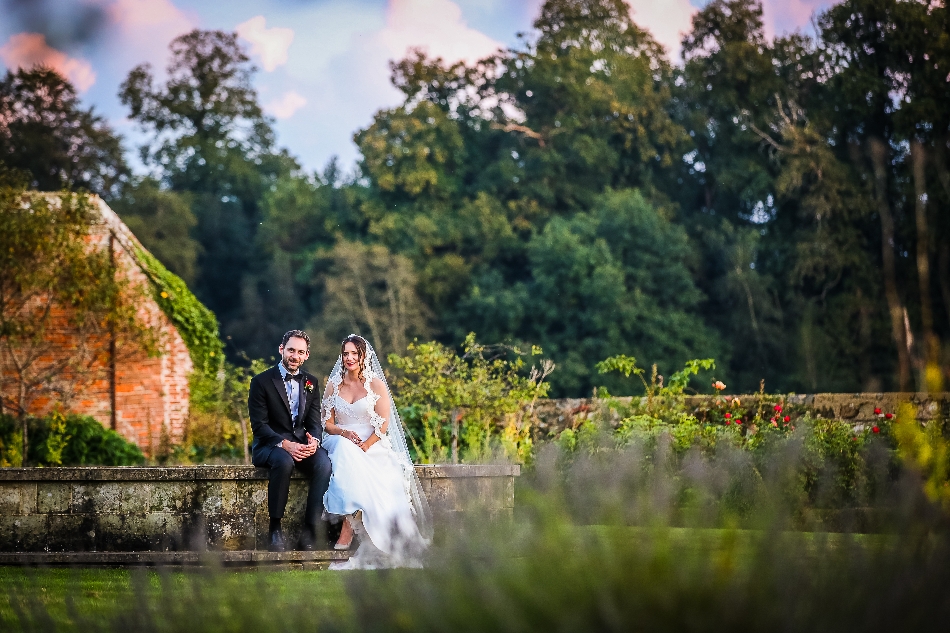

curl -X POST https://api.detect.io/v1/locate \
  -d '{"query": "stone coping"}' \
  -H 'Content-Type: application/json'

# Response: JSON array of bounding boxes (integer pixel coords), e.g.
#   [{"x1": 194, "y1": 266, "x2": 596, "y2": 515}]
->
[
  {"x1": 0, "y1": 550, "x2": 349, "y2": 566},
  {"x1": 0, "y1": 463, "x2": 520, "y2": 482}
]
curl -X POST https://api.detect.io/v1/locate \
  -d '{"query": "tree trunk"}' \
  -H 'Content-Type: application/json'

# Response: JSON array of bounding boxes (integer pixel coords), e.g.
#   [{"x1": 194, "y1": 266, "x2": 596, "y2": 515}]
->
[
  {"x1": 18, "y1": 378, "x2": 28, "y2": 466},
  {"x1": 911, "y1": 142, "x2": 941, "y2": 392},
  {"x1": 20, "y1": 414, "x2": 28, "y2": 467},
  {"x1": 932, "y1": 140, "x2": 950, "y2": 334},
  {"x1": 868, "y1": 138, "x2": 912, "y2": 391},
  {"x1": 237, "y1": 409, "x2": 250, "y2": 465},
  {"x1": 450, "y1": 408, "x2": 460, "y2": 464}
]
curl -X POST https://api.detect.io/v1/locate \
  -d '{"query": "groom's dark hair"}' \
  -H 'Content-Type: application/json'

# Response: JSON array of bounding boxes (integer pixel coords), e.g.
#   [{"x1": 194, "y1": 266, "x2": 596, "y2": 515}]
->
[{"x1": 281, "y1": 329, "x2": 310, "y2": 348}]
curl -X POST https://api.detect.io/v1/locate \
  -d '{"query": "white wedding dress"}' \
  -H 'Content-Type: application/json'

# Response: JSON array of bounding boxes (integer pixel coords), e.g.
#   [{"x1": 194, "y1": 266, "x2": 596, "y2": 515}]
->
[{"x1": 321, "y1": 341, "x2": 431, "y2": 569}]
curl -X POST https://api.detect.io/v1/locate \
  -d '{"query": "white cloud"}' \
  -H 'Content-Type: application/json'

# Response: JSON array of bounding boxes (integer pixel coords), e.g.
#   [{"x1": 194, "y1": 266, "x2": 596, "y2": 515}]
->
[
  {"x1": 236, "y1": 15, "x2": 294, "y2": 72},
  {"x1": 626, "y1": 0, "x2": 696, "y2": 61},
  {"x1": 0, "y1": 33, "x2": 97, "y2": 91},
  {"x1": 266, "y1": 90, "x2": 307, "y2": 119},
  {"x1": 379, "y1": 0, "x2": 502, "y2": 64}
]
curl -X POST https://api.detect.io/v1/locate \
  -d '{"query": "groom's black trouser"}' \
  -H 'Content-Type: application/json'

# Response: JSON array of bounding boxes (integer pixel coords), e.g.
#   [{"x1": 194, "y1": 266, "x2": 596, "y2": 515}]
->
[{"x1": 260, "y1": 446, "x2": 332, "y2": 525}]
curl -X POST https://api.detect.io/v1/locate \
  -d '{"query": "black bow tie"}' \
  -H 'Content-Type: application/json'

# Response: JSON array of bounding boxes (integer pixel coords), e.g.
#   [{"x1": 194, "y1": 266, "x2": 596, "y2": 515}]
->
[{"x1": 283, "y1": 372, "x2": 301, "y2": 382}]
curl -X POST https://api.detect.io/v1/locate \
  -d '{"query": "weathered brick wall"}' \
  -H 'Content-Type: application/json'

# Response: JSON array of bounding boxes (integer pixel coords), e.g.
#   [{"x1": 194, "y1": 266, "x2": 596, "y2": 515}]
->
[{"x1": 0, "y1": 196, "x2": 193, "y2": 452}]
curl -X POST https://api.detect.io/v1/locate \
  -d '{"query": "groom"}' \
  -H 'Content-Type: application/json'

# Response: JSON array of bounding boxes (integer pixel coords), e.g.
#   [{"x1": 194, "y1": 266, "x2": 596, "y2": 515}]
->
[{"x1": 248, "y1": 330, "x2": 331, "y2": 551}]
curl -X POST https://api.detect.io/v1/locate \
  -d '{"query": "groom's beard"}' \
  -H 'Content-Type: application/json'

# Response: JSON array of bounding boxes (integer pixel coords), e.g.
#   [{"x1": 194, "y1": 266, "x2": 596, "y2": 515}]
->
[{"x1": 282, "y1": 358, "x2": 302, "y2": 373}]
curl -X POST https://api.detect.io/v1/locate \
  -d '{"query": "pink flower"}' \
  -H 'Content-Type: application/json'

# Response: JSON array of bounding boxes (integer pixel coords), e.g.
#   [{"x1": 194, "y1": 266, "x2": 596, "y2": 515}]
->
[
  {"x1": 771, "y1": 421, "x2": 778, "y2": 427},
  {"x1": 713, "y1": 381, "x2": 727, "y2": 391}
]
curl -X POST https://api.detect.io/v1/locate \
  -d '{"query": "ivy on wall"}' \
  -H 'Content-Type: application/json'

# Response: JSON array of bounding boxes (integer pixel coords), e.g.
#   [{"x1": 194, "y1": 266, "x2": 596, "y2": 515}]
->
[{"x1": 135, "y1": 248, "x2": 223, "y2": 373}]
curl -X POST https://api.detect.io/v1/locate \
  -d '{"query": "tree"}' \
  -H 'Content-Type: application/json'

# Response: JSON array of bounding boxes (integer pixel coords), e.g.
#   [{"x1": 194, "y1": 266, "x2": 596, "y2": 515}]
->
[
  {"x1": 458, "y1": 189, "x2": 717, "y2": 395},
  {"x1": 110, "y1": 178, "x2": 200, "y2": 284},
  {"x1": 304, "y1": 240, "x2": 432, "y2": 371},
  {"x1": 120, "y1": 29, "x2": 298, "y2": 351},
  {"x1": 0, "y1": 67, "x2": 128, "y2": 197},
  {"x1": 0, "y1": 187, "x2": 156, "y2": 463}
]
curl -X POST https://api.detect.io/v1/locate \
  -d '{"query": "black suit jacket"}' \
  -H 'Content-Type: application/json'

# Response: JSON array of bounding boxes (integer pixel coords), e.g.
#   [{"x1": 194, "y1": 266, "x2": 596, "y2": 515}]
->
[{"x1": 248, "y1": 365, "x2": 323, "y2": 464}]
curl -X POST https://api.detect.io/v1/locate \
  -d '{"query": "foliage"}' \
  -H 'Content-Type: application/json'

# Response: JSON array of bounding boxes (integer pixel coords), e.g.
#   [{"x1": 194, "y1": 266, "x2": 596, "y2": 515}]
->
[
  {"x1": 388, "y1": 333, "x2": 553, "y2": 463},
  {"x1": 892, "y1": 402, "x2": 950, "y2": 512},
  {"x1": 135, "y1": 248, "x2": 223, "y2": 374},
  {"x1": 5, "y1": 0, "x2": 950, "y2": 396},
  {"x1": 110, "y1": 178, "x2": 199, "y2": 284},
  {"x1": 304, "y1": 240, "x2": 432, "y2": 371},
  {"x1": 0, "y1": 412, "x2": 145, "y2": 467},
  {"x1": 0, "y1": 67, "x2": 128, "y2": 198},
  {"x1": 120, "y1": 29, "x2": 298, "y2": 353},
  {"x1": 0, "y1": 188, "x2": 157, "y2": 462},
  {"x1": 174, "y1": 357, "x2": 270, "y2": 464}
]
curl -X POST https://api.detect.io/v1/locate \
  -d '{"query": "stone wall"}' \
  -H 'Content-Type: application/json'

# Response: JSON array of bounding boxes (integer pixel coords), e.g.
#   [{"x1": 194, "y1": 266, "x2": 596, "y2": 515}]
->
[
  {"x1": 532, "y1": 392, "x2": 950, "y2": 438},
  {"x1": 0, "y1": 464, "x2": 518, "y2": 552}
]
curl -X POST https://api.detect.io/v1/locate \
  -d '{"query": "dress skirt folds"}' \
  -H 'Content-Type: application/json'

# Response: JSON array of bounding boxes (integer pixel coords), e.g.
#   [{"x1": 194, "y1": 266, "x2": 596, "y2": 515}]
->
[{"x1": 322, "y1": 394, "x2": 426, "y2": 569}]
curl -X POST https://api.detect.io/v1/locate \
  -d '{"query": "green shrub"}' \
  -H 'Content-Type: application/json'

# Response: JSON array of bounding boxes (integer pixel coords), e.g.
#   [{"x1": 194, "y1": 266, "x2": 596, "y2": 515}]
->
[
  {"x1": 0, "y1": 413, "x2": 144, "y2": 466},
  {"x1": 388, "y1": 333, "x2": 554, "y2": 464}
]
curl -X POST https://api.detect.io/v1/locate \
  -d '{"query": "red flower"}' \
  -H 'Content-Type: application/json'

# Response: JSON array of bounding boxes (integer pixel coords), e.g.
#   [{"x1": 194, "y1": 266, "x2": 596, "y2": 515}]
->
[
  {"x1": 736, "y1": 419, "x2": 742, "y2": 425},
  {"x1": 304, "y1": 379, "x2": 314, "y2": 393},
  {"x1": 724, "y1": 412, "x2": 731, "y2": 419},
  {"x1": 874, "y1": 408, "x2": 882, "y2": 415},
  {"x1": 884, "y1": 413, "x2": 893, "y2": 420},
  {"x1": 770, "y1": 417, "x2": 777, "y2": 423},
  {"x1": 774, "y1": 404, "x2": 783, "y2": 413},
  {"x1": 783, "y1": 415, "x2": 790, "y2": 423},
  {"x1": 872, "y1": 426, "x2": 880, "y2": 434},
  {"x1": 725, "y1": 420, "x2": 732, "y2": 426}
]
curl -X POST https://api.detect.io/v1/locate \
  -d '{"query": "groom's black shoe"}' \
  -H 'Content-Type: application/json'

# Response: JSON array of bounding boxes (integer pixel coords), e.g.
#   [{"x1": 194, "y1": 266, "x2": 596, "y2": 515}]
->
[
  {"x1": 297, "y1": 522, "x2": 329, "y2": 551},
  {"x1": 268, "y1": 528, "x2": 286, "y2": 553}
]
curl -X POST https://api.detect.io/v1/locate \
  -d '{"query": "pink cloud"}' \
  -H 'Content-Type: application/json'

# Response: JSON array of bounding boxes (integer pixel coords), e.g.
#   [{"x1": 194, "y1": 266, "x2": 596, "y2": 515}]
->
[
  {"x1": 106, "y1": 0, "x2": 196, "y2": 79},
  {"x1": 381, "y1": 0, "x2": 502, "y2": 64},
  {"x1": 266, "y1": 90, "x2": 307, "y2": 119},
  {"x1": 109, "y1": 0, "x2": 193, "y2": 31},
  {"x1": 761, "y1": 0, "x2": 833, "y2": 37},
  {"x1": 626, "y1": 0, "x2": 696, "y2": 60},
  {"x1": 236, "y1": 16, "x2": 294, "y2": 72},
  {"x1": 0, "y1": 33, "x2": 97, "y2": 91}
]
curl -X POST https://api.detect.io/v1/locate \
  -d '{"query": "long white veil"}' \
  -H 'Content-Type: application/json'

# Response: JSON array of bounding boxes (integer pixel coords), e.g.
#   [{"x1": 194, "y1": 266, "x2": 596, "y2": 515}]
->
[{"x1": 321, "y1": 335, "x2": 433, "y2": 542}]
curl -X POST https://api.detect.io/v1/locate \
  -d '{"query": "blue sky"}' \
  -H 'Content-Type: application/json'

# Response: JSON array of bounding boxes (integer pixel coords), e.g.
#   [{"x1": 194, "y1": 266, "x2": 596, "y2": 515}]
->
[{"x1": 0, "y1": 0, "x2": 833, "y2": 173}]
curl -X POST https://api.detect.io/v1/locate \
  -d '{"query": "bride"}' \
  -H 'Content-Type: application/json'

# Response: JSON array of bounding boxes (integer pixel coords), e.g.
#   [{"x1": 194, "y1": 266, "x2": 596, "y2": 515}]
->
[{"x1": 321, "y1": 334, "x2": 432, "y2": 569}]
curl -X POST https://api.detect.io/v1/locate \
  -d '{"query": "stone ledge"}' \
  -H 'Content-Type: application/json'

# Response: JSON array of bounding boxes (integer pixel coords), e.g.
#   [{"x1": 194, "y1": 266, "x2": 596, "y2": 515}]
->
[
  {"x1": 0, "y1": 464, "x2": 520, "y2": 482},
  {"x1": 0, "y1": 550, "x2": 349, "y2": 566}
]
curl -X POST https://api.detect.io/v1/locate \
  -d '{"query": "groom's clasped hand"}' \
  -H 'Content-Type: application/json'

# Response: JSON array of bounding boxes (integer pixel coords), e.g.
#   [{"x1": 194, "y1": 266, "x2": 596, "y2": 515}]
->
[{"x1": 283, "y1": 432, "x2": 320, "y2": 462}]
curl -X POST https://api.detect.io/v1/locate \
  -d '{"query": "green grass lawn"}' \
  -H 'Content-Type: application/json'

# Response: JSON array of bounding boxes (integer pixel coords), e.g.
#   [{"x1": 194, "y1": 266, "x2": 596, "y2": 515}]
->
[{"x1": 0, "y1": 567, "x2": 353, "y2": 632}]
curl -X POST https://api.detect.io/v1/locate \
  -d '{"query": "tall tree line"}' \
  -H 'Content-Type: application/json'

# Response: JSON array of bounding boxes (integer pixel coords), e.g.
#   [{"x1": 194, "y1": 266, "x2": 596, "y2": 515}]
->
[{"x1": 1, "y1": 0, "x2": 947, "y2": 396}]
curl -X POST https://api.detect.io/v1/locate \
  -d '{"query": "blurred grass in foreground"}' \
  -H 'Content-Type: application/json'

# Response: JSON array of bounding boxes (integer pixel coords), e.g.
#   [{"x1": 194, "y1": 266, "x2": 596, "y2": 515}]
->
[
  {"x1": 1, "y1": 568, "x2": 350, "y2": 632},
  {"x1": 4, "y1": 430, "x2": 950, "y2": 632}
]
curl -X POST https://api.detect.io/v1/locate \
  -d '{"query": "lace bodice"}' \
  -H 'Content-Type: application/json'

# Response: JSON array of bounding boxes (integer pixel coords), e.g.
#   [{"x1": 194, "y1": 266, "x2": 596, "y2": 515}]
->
[
  {"x1": 323, "y1": 376, "x2": 391, "y2": 450},
  {"x1": 332, "y1": 393, "x2": 377, "y2": 427}
]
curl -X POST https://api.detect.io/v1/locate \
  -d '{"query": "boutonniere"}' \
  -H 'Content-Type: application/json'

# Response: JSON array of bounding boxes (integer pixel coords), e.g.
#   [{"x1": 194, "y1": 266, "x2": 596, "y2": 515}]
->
[{"x1": 304, "y1": 379, "x2": 314, "y2": 393}]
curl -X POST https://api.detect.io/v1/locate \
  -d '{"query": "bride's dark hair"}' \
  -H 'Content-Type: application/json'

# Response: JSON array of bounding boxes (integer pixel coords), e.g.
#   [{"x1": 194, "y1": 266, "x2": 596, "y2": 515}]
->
[{"x1": 341, "y1": 334, "x2": 368, "y2": 383}]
